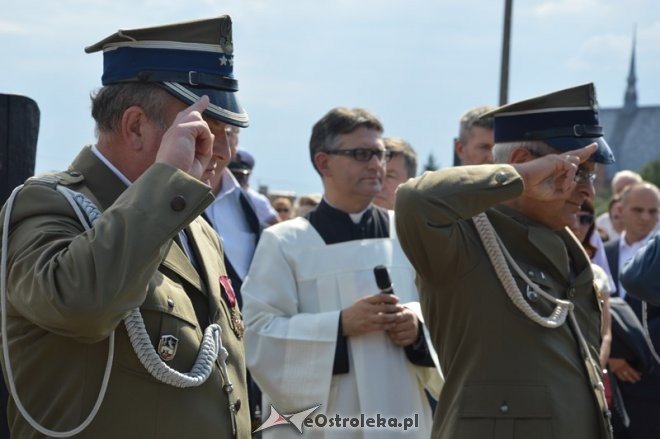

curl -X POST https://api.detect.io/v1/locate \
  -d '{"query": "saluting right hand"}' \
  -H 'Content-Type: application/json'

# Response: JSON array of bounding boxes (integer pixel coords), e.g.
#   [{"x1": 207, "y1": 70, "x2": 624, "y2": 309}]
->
[
  {"x1": 341, "y1": 294, "x2": 403, "y2": 337},
  {"x1": 155, "y1": 95, "x2": 215, "y2": 180},
  {"x1": 513, "y1": 142, "x2": 597, "y2": 201}
]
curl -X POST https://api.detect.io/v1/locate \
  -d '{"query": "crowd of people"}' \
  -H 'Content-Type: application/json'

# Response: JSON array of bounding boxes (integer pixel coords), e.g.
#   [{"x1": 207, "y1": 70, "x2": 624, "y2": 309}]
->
[{"x1": 1, "y1": 14, "x2": 660, "y2": 439}]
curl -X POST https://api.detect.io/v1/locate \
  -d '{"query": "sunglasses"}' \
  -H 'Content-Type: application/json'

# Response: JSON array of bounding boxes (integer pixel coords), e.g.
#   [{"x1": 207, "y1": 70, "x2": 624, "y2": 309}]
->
[
  {"x1": 323, "y1": 148, "x2": 392, "y2": 163},
  {"x1": 577, "y1": 214, "x2": 594, "y2": 226}
]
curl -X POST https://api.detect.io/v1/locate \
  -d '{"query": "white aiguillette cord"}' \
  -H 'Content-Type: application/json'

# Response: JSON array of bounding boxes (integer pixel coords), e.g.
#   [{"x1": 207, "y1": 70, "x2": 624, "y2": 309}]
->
[
  {"x1": 1, "y1": 183, "x2": 232, "y2": 437},
  {"x1": 472, "y1": 212, "x2": 610, "y2": 424}
]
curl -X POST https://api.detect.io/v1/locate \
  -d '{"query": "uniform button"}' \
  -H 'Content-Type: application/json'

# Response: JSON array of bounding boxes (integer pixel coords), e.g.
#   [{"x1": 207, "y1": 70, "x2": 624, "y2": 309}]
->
[
  {"x1": 526, "y1": 286, "x2": 539, "y2": 302},
  {"x1": 495, "y1": 172, "x2": 508, "y2": 184},
  {"x1": 567, "y1": 287, "x2": 576, "y2": 298},
  {"x1": 167, "y1": 298, "x2": 174, "y2": 308},
  {"x1": 223, "y1": 384, "x2": 234, "y2": 394},
  {"x1": 499, "y1": 402, "x2": 509, "y2": 414},
  {"x1": 170, "y1": 195, "x2": 186, "y2": 211}
]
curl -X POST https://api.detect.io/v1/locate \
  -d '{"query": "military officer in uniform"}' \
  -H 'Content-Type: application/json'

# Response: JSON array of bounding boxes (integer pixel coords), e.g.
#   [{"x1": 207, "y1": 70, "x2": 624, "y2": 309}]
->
[
  {"x1": 395, "y1": 83, "x2": 615, "y2": 439},
  {"x1": 0, "y1": 16, "x2": 250, "y2": 438}
]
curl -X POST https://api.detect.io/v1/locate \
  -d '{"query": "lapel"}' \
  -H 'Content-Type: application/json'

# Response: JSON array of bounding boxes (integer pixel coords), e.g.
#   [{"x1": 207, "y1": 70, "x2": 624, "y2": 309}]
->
[
  {"x1": 557, "y1": 228, "x2": 593, "y2": 286},
  {"x1": 491, "y1": 205, "x2": 570, "y2": 282},
  {"x1": 70, "y1": 146, "x2": 206, "y2": 294},
  {"x1": 187, "y1": 219, "x2": 222, "y2": 302},
  {"x1": 161, "y1": 237, "x2": 204, "y2": 293},
  {"x1": 238, "y1": 190, "x2": 262, "y2": 238}
]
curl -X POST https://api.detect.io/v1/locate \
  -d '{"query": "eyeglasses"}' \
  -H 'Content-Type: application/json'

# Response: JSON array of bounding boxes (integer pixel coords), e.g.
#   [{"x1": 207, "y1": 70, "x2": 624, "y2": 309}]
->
[
  {"x1": 575, "y1": 169, "x2": 597, "y2": 185},
  {"x1": 323, "y1": 148, "x2": 392, "y2": 163},
  {"x1": 524, "y1": 149, "x2": 597, "y2": 185},
  {"x1": 577, "y1": 214, "x2": 594, "y2": 226}
]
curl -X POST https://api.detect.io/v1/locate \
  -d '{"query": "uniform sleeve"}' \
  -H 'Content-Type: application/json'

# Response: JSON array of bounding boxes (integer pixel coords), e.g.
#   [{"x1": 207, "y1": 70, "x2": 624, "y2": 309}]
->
[
  {"x1": 2, "y1": 164, "x2": 214, "y2": 343},
  {"x1": 621, "y1": 233, "x2": 660, "y2": 305},
  {"x1": 242, "y1": 228, "x2": 339, "y2": 412},
  {"x1": 394, "y1": 165, "x2": 523, "y2": 286}
]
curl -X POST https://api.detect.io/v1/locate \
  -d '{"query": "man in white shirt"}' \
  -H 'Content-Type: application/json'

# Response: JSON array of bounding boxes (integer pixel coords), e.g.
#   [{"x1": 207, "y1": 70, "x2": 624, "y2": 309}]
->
[{"x1": 604, "y1": 181, "x2": 660, "y2": 439}]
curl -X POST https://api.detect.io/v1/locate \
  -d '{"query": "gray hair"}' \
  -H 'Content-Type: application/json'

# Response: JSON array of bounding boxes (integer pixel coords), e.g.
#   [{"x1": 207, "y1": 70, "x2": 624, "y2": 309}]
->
[
  {"x1": 309, "y1": 107, "x2": 383, "y2": 175},
  {"x1": 384, "y1": 137, "x2": 417, "y2": 178},
  {"x1": 492, "y1": 141, "x2": 556, "y2": 163},
  {"x1": 91, "y1": 83, "x2": 174, "y2": 136},
  {"x1": 458, "y1": 105, "x2": 496, "y2": 144}
]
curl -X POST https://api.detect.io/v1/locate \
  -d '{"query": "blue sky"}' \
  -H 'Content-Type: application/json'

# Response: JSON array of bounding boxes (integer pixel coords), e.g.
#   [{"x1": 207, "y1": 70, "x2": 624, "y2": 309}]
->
[{"x1": 2, "y1": 0, "x2": 659, "y2": 197}]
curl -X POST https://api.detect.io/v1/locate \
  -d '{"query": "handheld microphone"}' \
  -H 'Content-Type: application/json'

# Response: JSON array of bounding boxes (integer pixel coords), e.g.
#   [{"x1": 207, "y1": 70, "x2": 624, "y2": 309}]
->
[{"x1": 374, "y1": 265, "x2": 394, "y2": 294}]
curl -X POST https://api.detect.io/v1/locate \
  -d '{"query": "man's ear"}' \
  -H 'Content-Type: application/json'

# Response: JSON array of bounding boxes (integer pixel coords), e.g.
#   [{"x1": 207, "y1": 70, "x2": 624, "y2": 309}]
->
[
  {"x1": 120, "y1": 106, "x2": 147, "y2": 150},
  {"x1": 454, "y1": 138, "x2": 464, "y2": 159},
  {"x1": 314, "y1": 152, "x2": 332, "y2": 177},
  {"x1": 509, "y1": 146, "x2": 535, "y2": 164}
]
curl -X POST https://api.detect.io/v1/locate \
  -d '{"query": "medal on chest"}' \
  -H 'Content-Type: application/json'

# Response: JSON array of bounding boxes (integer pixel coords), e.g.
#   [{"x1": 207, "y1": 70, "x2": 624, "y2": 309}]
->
[{"x1": 219, "y1": 275, "x2": 244, "y2": 339}]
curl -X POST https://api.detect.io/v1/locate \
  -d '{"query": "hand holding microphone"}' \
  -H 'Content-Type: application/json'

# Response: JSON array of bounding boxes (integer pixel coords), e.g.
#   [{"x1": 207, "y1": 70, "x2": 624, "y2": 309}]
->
[{"x1": 374, "y1": 265, "x2": 420, "y2": 347}]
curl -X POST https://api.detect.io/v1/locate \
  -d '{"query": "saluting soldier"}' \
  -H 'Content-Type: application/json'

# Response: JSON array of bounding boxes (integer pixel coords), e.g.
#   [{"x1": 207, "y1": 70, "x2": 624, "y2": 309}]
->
[
  {"x1": 0, "y1": 16, "x2": 251, "y2": 438},
  {"x1": 396, "y1": 83, "x2": 615, "y2": 439}
]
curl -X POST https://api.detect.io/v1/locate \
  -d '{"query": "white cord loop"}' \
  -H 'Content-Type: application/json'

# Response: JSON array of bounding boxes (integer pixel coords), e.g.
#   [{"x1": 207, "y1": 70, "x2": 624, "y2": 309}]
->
[
  {"x1": 472, "y1": 212, "x2": 611, "y2": 430},
  {"x1": 1, "y1": 182, "x2": 228, "y2": 437},
  {"x1": 472, "y1": 212, "x2": 572, "y2": 328}
]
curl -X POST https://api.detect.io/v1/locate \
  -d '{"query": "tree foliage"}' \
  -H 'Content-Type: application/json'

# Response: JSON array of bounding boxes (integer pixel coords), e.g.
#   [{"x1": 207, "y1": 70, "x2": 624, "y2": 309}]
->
[
  {"x1": 640, "y1": 159, "x2": 660, "y2": 187},
  {"x1": 424, "y1": 153, "x2": 439, "y2": 172}
]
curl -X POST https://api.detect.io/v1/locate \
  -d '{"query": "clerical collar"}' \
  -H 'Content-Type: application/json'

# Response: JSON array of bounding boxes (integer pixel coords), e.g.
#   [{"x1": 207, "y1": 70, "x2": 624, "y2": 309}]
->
[
  {"x1": 306, "y1": 199, "x2": 390, "y2": 245},
  {"x1": 321, "y1": 197, "x2": 372, "y2": 224}
]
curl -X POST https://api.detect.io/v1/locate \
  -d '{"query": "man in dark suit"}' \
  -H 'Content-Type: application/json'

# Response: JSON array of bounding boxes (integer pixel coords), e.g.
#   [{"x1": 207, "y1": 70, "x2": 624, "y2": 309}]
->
[{"x1": 605, "y1": 181, "x2": 660, "y2": 439}]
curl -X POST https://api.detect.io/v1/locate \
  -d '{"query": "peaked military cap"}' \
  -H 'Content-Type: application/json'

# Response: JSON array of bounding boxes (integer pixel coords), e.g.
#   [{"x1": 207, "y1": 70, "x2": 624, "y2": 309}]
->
[
  {"x1": 228, "y1": 149, "x2": 255, "y2": 175},
  {"x1": 483, "y1": 83, "x2": 614, "y2": 164},
  {"x1": 85, "y1": 16, "x2": 248, "y2": 127}
]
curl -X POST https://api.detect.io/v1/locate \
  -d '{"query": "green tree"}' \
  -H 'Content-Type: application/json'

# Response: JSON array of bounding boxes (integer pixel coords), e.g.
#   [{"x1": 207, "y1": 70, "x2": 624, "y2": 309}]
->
[
  {"x1": 640, "y1": 159, "x2": 660, "y2": 187},
  {"x1": 424, "y1": 153, "x2": 439, "y2": 171}
]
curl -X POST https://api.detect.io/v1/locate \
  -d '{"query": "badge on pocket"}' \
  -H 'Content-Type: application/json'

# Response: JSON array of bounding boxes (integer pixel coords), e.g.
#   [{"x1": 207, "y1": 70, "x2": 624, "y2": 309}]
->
[{"x1": 158, "y1": 335, "x2": 179, "y2": 361}]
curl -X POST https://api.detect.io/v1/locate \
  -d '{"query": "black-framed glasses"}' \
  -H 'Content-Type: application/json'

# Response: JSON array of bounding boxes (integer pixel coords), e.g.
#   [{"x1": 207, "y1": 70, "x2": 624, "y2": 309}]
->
[
  {"x1": 578, "y1": 214, "x2": 594, "y2": 226},
  {"x1": 323, "y1": 148, "x2": 392, "y2": 163}
]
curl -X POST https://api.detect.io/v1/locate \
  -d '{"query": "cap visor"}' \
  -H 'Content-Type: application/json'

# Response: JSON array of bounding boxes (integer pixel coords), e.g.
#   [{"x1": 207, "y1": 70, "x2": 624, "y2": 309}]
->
[
  {"x1": 544, "y1": 136, "x2": 615, "y2": 165},
  {"x1": 161, "y1": 82, "x2": 249, "y2": 127}
]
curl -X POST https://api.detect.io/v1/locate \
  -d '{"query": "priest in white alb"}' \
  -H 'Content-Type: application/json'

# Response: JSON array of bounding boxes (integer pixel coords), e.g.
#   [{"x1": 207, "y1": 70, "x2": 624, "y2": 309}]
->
[{"x1": 242, "y1": 107, "x2": 443, "y2": 438}]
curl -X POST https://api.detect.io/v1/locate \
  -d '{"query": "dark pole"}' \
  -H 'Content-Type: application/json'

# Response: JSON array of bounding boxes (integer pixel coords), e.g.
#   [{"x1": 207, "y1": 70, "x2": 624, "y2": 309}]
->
[{"x1": 499, "y1": 0, "x2": 513, "y2": 105}]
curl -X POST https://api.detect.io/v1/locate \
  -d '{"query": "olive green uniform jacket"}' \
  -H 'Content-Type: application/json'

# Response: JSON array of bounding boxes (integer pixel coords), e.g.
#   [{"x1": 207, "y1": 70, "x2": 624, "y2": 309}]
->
[
  {"x1": 395, "y1": 165, "x2": 611, "y2": 439},
  {"x1": 0, "y1": 147, "x2": 250, "y2": 438}
]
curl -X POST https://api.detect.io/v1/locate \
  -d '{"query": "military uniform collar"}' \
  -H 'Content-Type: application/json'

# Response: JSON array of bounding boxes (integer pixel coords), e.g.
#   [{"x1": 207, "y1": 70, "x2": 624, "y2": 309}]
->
[{"x1": 69, "y1": 145, "x2": 128, "y2": 211}]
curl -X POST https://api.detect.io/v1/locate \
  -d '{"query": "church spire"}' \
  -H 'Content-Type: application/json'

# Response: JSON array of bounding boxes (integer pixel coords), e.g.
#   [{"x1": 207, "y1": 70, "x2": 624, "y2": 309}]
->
[{"x1": 623, "y1": 26, "x2": 638, "y2": 113}]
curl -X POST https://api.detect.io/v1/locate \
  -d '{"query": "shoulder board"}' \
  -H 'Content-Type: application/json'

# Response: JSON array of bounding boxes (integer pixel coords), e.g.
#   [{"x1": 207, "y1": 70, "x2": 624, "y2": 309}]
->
[{"x1": 24, "y1": 170, "x2": 85, "y2": 189}]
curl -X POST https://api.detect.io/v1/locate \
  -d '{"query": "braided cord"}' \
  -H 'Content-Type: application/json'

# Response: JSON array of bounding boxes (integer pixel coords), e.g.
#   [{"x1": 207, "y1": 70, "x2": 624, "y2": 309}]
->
[
  {"x1": 59, "y1": 185, "x2": 225, "y2": 387},
  {"x1": 472, "y1": 212, "x2": 572, "y2": 328},
  {"x1": 472, "y1": 212, "x2": 611, "y2": 427},
  {"x1": 1, "y1": 184, "x2": 226, "y2": 437}
]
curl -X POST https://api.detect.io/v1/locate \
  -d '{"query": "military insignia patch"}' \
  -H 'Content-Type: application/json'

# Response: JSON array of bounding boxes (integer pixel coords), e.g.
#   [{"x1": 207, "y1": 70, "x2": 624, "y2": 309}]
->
[{"x1": 158, "y1": 335, "x2": 179, "y2": 362}]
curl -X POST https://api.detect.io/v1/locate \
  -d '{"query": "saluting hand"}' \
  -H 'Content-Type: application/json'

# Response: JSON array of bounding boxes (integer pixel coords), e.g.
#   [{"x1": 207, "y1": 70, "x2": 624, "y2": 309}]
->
[
  {"x1": 513, "y1": 143, "x2": 597, "y2": 201},
  {"x1": 155, "y1": 95, "x2": 215, "y2": 180},
  {"x1": 341, "y1": 294, "x2": 403, "y2": 337}
]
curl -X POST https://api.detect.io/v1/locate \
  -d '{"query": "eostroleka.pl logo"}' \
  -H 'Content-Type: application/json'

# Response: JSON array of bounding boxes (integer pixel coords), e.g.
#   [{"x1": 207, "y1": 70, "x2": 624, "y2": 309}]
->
[
  {"x1": 254, "y1": 405, "x2": 421, "y2": 434},
  {"x1": 253, "y1": 404, "x2": 322, "y2": 434}
]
